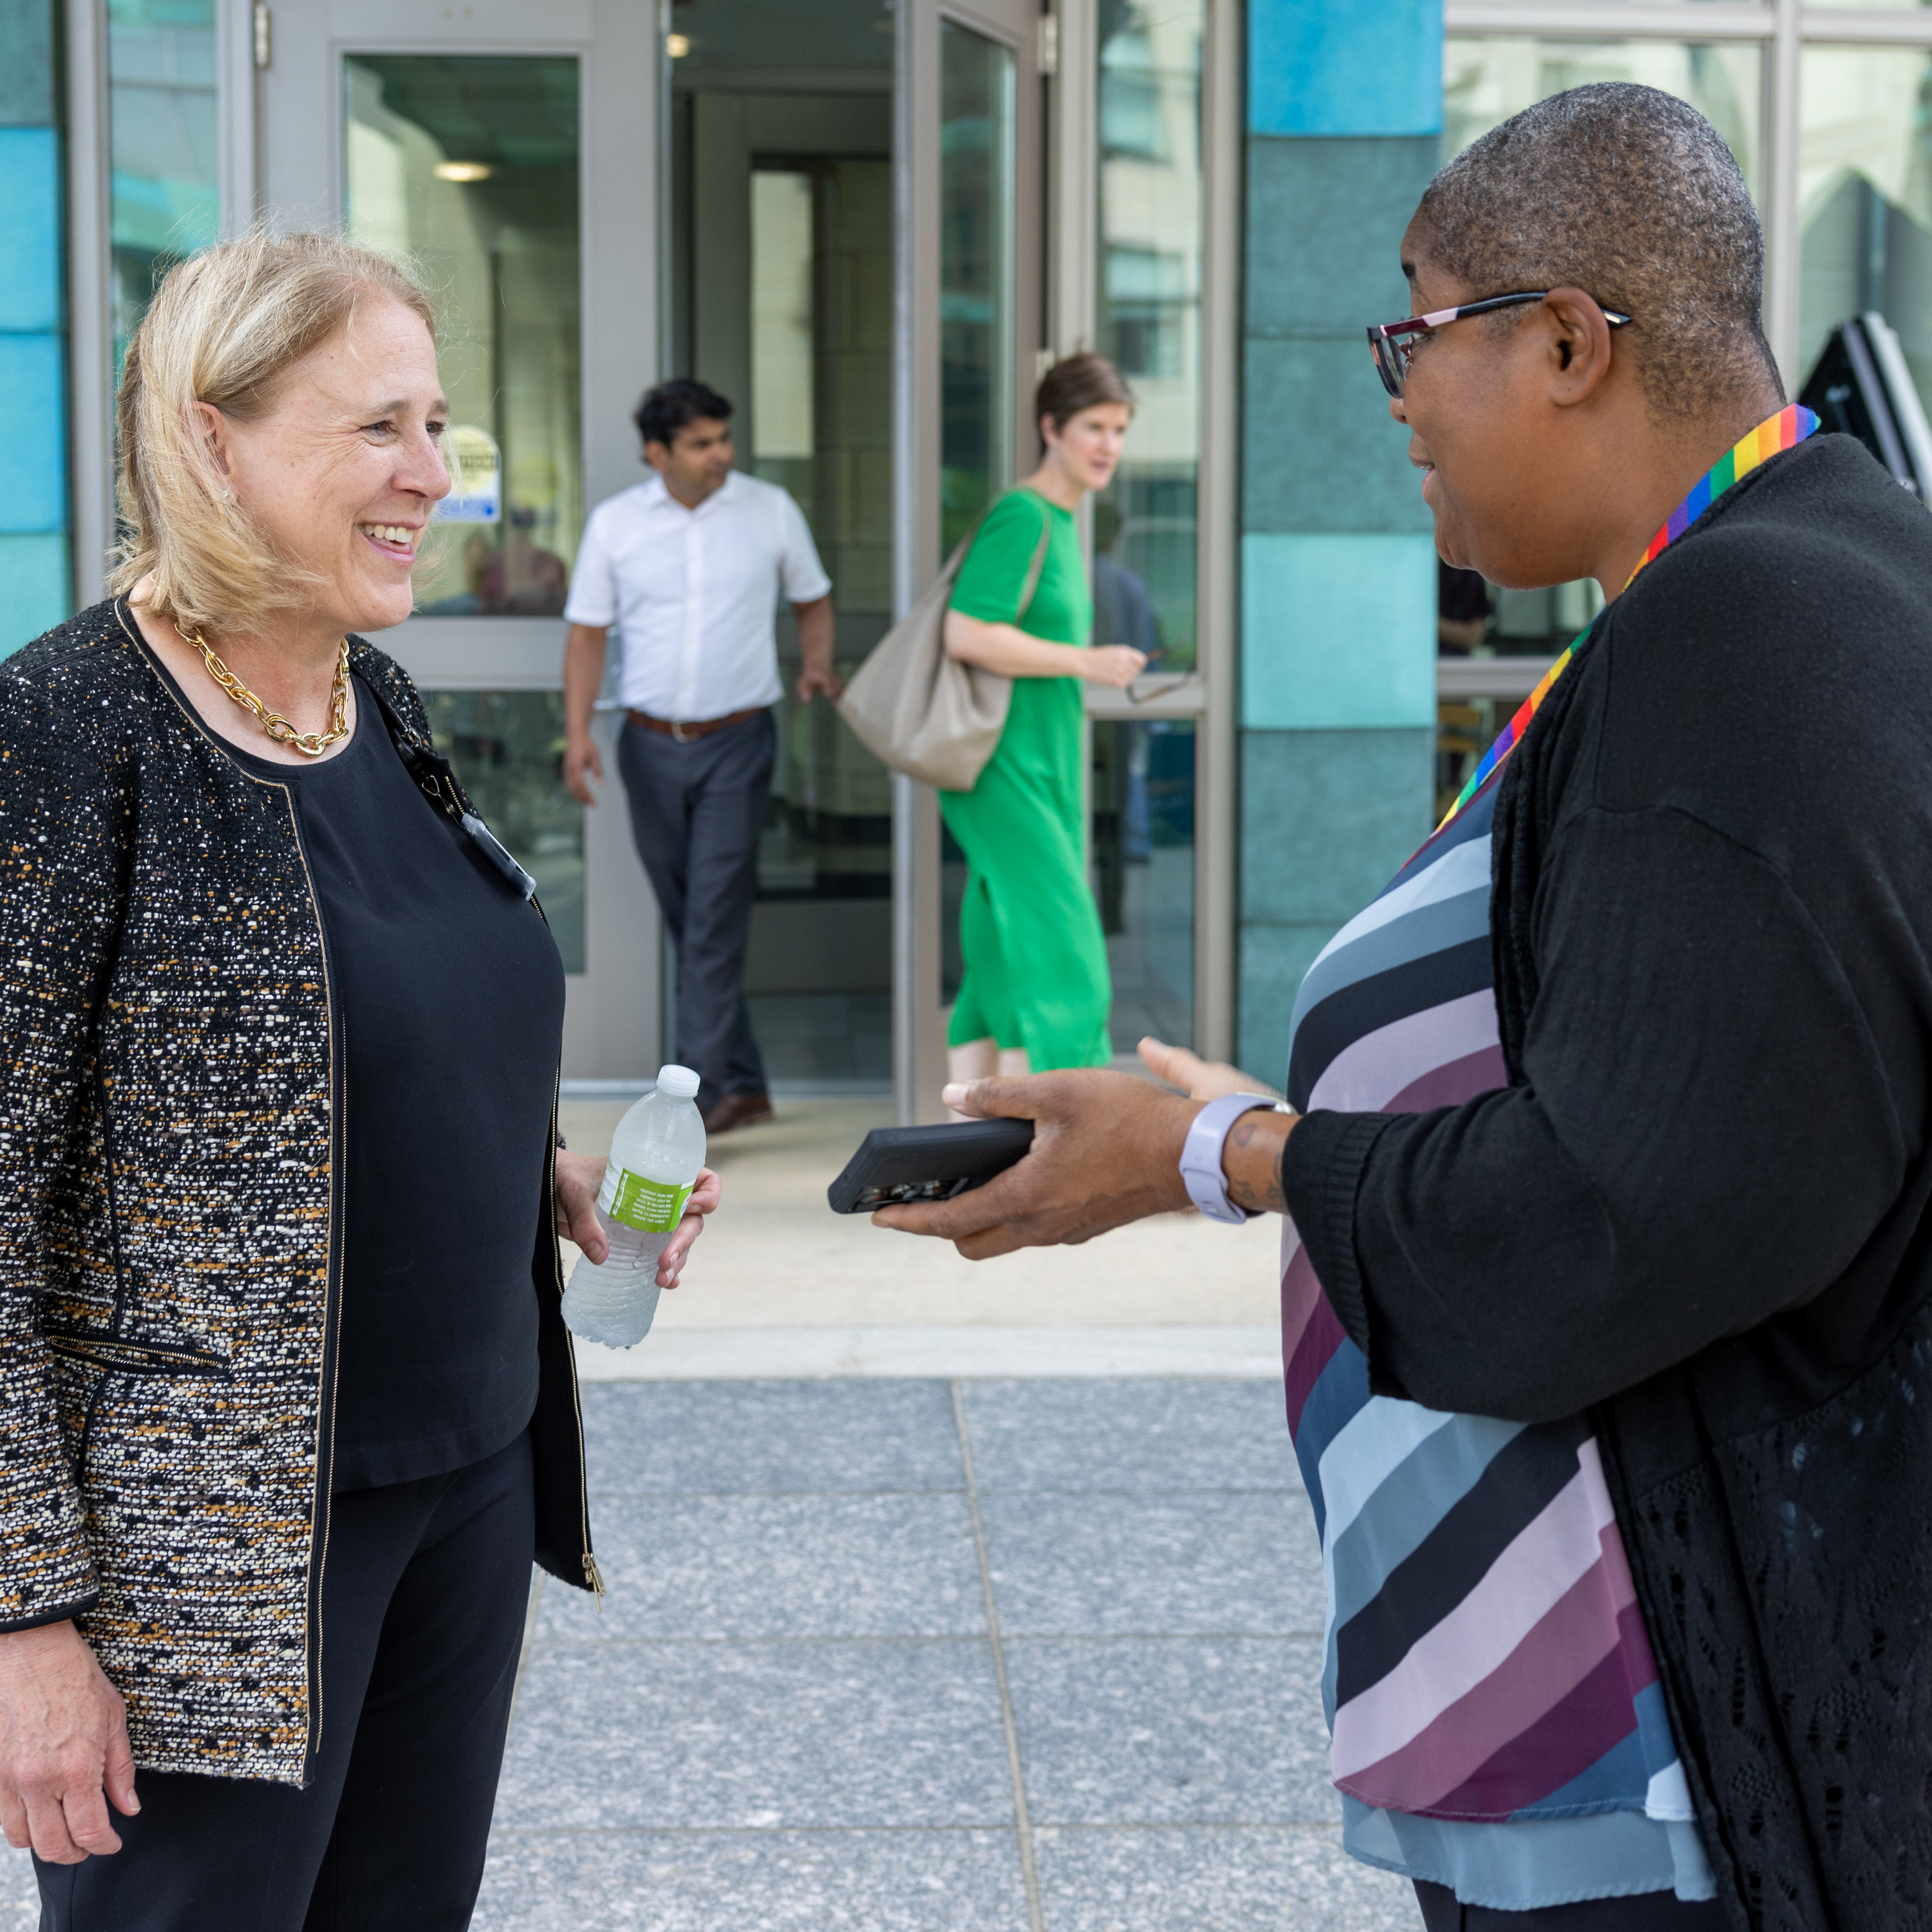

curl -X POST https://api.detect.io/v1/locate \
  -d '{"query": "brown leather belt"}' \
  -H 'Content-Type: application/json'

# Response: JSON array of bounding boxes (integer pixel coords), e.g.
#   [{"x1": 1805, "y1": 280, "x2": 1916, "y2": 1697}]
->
[{"x1": 626, "y1": 706, "x2": 765, "y2": 743}]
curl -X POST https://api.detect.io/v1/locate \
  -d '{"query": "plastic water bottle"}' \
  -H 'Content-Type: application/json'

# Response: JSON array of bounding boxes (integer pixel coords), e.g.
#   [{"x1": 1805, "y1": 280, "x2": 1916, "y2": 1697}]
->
[{"x1": 561, "y1": 1065, "x2": 706, "y2": 1349}]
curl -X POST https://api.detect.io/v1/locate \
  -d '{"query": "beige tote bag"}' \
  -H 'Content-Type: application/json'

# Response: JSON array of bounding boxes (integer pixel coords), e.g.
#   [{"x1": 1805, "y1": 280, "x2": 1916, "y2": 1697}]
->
[{"x1": 836, "y1": 514, "x2": 1051, "y2": 792}]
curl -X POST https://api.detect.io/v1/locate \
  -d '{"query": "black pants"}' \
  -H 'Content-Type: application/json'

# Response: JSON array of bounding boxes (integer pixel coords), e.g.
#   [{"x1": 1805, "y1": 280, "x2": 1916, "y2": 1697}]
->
[
  {"x1": 36, "y1": 1432, "x2": 535, "y2": 1932},
  {"x1": 617, "y1": 712, "x2": 775, "y2": 1112},
  {"x1": 1414, "y1": 1878, "x2": 1731, "y2": 1929}
]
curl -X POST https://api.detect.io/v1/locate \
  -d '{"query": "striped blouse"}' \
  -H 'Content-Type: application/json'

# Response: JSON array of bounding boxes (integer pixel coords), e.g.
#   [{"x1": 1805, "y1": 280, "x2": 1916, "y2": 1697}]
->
[{"x1": 1279, "y1": 772, "x2": 1717, "y2": 1909}]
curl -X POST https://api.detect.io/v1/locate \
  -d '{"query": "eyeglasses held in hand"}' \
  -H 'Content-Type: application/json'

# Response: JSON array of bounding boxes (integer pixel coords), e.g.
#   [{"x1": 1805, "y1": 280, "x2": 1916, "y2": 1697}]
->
[{"x1": 1367, "y1": 291, "x2": 1633, "y2": 400}]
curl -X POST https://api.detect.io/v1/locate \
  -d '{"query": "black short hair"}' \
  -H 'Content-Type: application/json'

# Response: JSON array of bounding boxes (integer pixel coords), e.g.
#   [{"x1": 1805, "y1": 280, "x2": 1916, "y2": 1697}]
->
[
  {"x1": 1413, "y1": 83, "x2": 1778, "y2": 417},
  {"x1": 635, "y1": 377, "x2": 733, "y2": 452},
  {"x1": 1036, "y1": 351, "x2": 1133, "y2": 431}
]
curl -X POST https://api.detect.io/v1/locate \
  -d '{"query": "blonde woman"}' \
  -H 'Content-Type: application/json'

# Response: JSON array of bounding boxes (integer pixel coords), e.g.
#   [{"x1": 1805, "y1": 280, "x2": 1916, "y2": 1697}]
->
[{"x1": 0, "y1": 232, "x2": 718, "y2": 1928}]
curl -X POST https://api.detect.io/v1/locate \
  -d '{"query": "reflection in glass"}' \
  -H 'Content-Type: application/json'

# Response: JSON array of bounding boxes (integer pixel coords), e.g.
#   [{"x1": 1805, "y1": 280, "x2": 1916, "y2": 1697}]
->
[
  {"x1": 1440, "y1": 37, "x2": 1745, "y2": 664},
  {"x1": 1799, "y1": 48, "x2": 1932, "y2": 408},
  {"x1": 939, "y1": 22, "x2": 1015, "y2": 554},
  {"x1": 344, "y1": 56, "x2": 582, "y2": 615},
  {"x1": 1094, "y1": 0, "x2": 1203, "y2": 673},
  {"x1": 107, "y1": 0, "x2": 218, "y2": 373},
  {"x1": 1093, "y1": 720, "x2": 1195, "y2": 1051},
  {"x1": 422, "y1": 692, "x2": 585, "y2": 973},
  {"x1": 751, "y1": 172, "x2": 816, "y2": 489},
  {"x1": 668, "y1": 7, "x2": 897, "y2": 1085},
  {"x1": 1438, "y1": 696, "x2": 1506, "y2": 827},
  {"x1": 1441, "y1": 568, "x2": 1602, "y2": 661},
  {"x1": 664, "y1": 0, "x2": 895, "y2": 86},
  {"x1": 1444, "y1": 38, "x2": 1761, "y2": 203},
  {"x1": 742, "y1": 158, "x2": 896, "y2": 912}
]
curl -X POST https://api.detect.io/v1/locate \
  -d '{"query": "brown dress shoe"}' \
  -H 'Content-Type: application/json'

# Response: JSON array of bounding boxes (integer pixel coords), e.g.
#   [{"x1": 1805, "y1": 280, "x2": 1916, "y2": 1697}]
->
[{"x1": 703, "y1": 1091, "x2": 774, "y2": 1134}]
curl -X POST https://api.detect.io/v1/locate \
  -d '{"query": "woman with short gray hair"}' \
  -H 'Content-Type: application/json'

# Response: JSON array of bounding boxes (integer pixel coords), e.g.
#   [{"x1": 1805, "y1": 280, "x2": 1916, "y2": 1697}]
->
[{"x1": 0, "y1": 229, "x2": 718, "y2": 1929}]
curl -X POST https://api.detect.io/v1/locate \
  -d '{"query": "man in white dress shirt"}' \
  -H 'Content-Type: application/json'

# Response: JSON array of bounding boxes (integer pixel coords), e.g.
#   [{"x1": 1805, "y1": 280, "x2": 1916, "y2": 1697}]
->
[{"x1": 563, "y1": 379, "x2": 839, "y2": 1132}]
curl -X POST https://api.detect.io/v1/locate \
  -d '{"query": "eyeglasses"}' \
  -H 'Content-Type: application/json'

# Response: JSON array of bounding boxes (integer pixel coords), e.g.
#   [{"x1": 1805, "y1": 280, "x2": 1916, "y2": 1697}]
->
[{"x1": 1367, "y1": 291, "x2": 1633, "y2": 399}]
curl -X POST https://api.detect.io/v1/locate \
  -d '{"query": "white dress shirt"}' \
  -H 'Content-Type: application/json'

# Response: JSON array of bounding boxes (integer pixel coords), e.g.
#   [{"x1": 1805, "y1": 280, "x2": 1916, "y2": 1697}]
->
[{"x1": 564, "y1": 471, "x2": 832, "y2": 721}]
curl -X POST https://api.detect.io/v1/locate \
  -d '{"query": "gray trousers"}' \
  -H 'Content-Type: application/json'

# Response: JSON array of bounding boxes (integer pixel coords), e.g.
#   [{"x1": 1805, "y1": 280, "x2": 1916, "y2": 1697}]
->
[{"x1": 617, "y1": 713, "x2": 774, "y2": 1111}]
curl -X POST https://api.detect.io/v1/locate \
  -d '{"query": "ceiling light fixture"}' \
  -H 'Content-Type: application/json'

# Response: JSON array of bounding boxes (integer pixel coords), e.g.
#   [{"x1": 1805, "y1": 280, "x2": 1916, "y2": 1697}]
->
[
  {"x1": 433, "y1": 160, "x2": 493, "y2": 182},
  {"x1": 666, "y1": 32, "x2": 690, "y2": 57}
]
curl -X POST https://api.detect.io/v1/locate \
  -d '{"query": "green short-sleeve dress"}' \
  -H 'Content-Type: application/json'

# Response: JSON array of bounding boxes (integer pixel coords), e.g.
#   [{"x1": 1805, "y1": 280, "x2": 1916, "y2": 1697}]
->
[{"x1": 941, "y1": 489, "x2": 1112, "y2": 1069}]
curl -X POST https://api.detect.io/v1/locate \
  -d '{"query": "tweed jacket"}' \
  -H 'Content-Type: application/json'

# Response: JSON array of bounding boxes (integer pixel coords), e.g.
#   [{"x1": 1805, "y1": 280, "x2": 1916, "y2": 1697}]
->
[{"x1": 0, "y1": 599, "x2": 597, "y2": 1787}]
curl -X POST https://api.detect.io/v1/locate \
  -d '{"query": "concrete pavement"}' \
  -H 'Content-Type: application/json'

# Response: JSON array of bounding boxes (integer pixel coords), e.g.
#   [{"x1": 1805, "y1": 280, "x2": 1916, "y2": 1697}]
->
[{"x1": 0, "y1": 1098, "x2": 1423, "y2": 1930}]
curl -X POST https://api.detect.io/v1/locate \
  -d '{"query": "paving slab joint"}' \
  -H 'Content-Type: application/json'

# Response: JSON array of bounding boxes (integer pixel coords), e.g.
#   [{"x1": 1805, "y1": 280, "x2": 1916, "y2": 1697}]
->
[{"x1": 952, "y1": 1380, "x2": 1048, "y2": 1932}]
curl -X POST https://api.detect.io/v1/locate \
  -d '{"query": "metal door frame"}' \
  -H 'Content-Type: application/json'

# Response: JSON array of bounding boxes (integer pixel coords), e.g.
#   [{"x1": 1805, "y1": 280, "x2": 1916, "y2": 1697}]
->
[
  {"x1": 892, "y1": 0, "x2": 1238, "y2": 1121},
  {"x1": 246, "y1": 0, "x2": 661, "y2": 1079},
  {"x1": 892, "y1": 0, "x2": 1047, "y2": 1124}
]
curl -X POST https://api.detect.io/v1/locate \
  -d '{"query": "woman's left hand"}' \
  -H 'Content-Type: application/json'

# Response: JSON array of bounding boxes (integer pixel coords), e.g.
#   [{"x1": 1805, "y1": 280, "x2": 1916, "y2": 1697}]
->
[
  {"x1": 1136, "y1": 1036, "x2": 1281, "y2": 1103},
  {"x1": 554, "y1": 1150, "x2": 723, "y2": 1290}
]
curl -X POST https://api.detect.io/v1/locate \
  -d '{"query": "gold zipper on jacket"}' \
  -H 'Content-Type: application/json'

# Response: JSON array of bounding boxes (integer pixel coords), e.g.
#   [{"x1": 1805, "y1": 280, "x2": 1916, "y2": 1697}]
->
[
  {"x1": 280, "y1": 784, "x2": 343, "y2": 1761},
  {"x1": 116, "y1": 601, "x2": 344, "y2": 1766}
]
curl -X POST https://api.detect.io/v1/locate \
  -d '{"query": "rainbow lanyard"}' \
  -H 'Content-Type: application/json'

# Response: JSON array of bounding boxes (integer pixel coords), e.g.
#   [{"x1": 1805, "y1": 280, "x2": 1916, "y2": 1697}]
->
[{"x1": 1434, "y1": 403, "x2": 1819, "y2": 834}]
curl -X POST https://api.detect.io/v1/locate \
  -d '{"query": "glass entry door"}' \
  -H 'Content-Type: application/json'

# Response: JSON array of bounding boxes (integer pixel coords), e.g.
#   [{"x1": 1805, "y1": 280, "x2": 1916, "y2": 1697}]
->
[
  {"x1": 664, "y1": 1, "x2": 898, "y2": 1092},
  {"x1": 899, "y1": 0, "x2": 1045, "y2": 1122},
  {"x1": 257, "y1": 0, "x2": 661, "y2": 1080}
]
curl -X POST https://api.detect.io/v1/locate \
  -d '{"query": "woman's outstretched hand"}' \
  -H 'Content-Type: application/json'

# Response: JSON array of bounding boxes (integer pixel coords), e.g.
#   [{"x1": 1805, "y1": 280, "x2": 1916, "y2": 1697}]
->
[
  {"x1": 870, "y1": 1039, "x2": 1298, "y2": 1257},
  {"x1": 871, "y1": 1067, "x2": 1198, "y2": 1257},
  {"x1": 0, "y1": 1620, "x2": 137, "y2": 1864},
  {"x1": 554, "y1": 1150, "x2": 722, "y2": 1290}
]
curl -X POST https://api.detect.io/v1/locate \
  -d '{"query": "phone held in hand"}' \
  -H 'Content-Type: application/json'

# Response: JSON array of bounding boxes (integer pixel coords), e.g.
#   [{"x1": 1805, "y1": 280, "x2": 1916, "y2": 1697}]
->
[{"x1": 828, "y1": 1119, "x2": 1036, "y2": 1214}]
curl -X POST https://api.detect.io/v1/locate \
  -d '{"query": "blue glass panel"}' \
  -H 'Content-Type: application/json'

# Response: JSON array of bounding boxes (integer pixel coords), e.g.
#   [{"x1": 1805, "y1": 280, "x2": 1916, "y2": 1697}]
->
[
  {"x1": 0, "y1": 130, "x2": 61, "y2": 332},
  {"x1": 107, "y1": 0, "x2": 219, "y2": 371},
  {"x1": 0, "y1": 532, "x2": 72, "y2": 655},
  {"x1": 1242, "y1": 532, "x2": 1436, "y2": 729},
  {"x1": 0, "y1": 335, "x2": 68, "y2": 534},
  {"x1": 1250, "y1": 0, "x2": 1442, "y2": 138}
]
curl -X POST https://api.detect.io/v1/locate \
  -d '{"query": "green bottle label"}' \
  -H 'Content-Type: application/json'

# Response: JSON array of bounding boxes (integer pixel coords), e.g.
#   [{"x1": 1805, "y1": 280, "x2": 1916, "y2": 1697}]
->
[{"x1": 608, "y1": 1170, "x2": 694, "y2": 1233}]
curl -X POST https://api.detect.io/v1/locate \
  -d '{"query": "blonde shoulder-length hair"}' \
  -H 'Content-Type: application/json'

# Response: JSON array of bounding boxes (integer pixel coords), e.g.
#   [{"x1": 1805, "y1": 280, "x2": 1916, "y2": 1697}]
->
[{"x1": 111, "y1": 229, "x2": 436, "y2": 637}]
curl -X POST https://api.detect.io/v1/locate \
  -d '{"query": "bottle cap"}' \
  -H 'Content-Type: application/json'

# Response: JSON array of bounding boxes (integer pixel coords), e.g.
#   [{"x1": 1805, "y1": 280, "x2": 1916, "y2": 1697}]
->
[{"x1": 656, "y1": 1064, "x2": 701, "y2": 1100}]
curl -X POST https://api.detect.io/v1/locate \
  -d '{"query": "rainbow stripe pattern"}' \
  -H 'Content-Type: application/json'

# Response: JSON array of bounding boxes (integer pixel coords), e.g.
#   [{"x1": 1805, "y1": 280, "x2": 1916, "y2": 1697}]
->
[
  {"x1": 1627, "y1": 402, "x2": 1816, "y2": 578},
  {"x1": 1275, "y1": 410, "x2": 1818, "y2": 1906},
  {"x1": 1435, "y1": 404, "x2": 1817, "y2": 836}
]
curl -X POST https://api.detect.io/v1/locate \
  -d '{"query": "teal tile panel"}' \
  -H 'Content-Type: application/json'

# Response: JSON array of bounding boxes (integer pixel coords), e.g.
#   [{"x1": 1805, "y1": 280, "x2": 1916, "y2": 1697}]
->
[
  {"x1": 0, "y1": 131, "x2": 62, "y2": 333},
  {"x1": 1238, "y1": 923, "x2": 1341, "y2": 1091},
  {"x1": 1243, "y1": 339, "x2": 1430, "y2": 537},
  {"x1": 0, "y1": 1, "x2": 56, "y2": 128},
  {"x1": 1246, "y1": 136, "x2": 1437, "y2": 341},
  {"x1": 0, "y1": 532, "x2": 71, "y2": 656},
  {"x1": 1241, "y1": 535, "x2": 1436, "y2": 731},
  {"x1": 0, "y1": 334, "x2": 66, "y2": 533},
  {"x1": 1239, "y1": 726, "x2": 1434, "y2": 927},
  {"x1": 1250, "y1": 0, "x2": 1441, "y2": 139}
]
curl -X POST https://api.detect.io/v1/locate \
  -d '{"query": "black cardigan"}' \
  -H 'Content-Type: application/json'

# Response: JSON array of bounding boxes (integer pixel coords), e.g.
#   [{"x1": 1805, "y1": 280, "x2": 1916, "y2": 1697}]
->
[
  {"x1": 1284, "y1": 433, "x2": 1932, "y2": 1931},
  {"x1": 0, "y1": 603, "x2": 596, "y2": 1787}
]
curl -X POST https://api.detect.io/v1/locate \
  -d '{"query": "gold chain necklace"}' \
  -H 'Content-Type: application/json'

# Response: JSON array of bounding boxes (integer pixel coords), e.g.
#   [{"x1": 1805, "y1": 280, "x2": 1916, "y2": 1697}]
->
[{"x1": 177, "y1": 624, "x2": 353, "y2": 758}]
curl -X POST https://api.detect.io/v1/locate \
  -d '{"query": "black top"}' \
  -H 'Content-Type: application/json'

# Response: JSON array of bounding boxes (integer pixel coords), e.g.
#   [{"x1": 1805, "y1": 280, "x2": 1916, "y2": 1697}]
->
[
  {"x1": 1282, "y1": 433, "x2": 1932, "y2": 1929},
  {"x1": 220, "y1": 675, "x2": 565, "y2": 1490}
]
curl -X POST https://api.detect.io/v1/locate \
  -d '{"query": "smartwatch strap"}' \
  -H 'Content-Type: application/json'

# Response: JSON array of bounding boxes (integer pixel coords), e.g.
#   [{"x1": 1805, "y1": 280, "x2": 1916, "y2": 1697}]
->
[{"x1": 1179, "y1": 1093, "x2": 1279, "y2": 1224}]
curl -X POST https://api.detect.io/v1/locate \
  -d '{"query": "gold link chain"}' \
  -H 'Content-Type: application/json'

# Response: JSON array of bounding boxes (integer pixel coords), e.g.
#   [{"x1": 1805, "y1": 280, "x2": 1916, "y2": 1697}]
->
[{"x1": 177, "y1": 624, "x2": 353, "y2": 758}]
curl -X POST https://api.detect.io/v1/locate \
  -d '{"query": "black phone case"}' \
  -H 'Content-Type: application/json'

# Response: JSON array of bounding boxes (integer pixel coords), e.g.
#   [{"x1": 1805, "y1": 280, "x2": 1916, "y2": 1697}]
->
[{"x1": 827, "y1": 1118, "x2": 1036, "y2": 1214}]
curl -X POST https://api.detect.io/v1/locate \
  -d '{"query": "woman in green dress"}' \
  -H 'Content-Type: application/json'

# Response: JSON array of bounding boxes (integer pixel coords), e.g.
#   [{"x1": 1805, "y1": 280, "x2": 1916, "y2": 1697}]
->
[{"x1": 941, "y1": 353, "x2": 1147, "y2": 1085}]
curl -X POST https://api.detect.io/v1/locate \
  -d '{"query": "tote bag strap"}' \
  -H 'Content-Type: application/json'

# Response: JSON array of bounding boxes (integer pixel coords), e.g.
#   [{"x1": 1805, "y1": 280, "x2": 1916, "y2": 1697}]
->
[
  {"x1": 1015, "y1": 509, "x2": 1053, "y2": 624},
  {"x1": 938, "y1": 487, "x2": 1055, "y2": 621}
]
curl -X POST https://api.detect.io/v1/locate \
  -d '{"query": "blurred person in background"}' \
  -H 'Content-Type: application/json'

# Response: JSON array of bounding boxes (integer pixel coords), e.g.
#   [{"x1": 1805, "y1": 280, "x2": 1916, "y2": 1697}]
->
[
  {"x1": 562, "y1": 378, "x2": 839, "y2": 1135},
  {"x1": 0, "y1": 230, "x2": 716, "y2": 1930},
  {"x1": 940, "y1": 352, "x2": 1147, "y2": 1089}
]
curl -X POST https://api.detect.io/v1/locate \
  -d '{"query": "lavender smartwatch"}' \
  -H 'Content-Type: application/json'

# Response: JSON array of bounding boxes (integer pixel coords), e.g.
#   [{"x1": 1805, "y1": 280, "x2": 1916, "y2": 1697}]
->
[{"x1": 1178, "y1": 1093, "x2": 1279, "y2": 1224}]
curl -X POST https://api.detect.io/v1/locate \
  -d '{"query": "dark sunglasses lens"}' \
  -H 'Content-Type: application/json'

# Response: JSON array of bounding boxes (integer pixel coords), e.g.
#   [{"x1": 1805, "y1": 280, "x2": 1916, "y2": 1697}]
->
[{"x1": 1371, "y1": 336, "x2": 1403, "y2": 398}]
